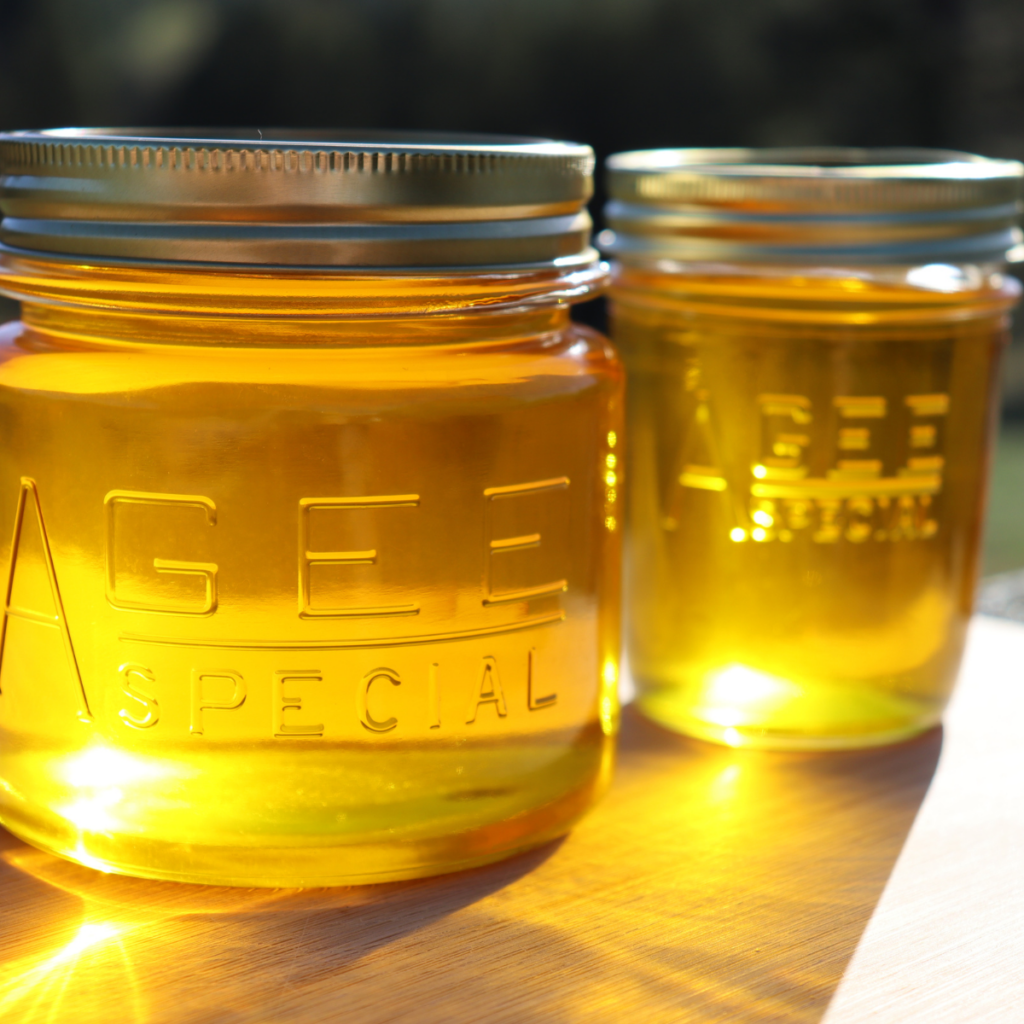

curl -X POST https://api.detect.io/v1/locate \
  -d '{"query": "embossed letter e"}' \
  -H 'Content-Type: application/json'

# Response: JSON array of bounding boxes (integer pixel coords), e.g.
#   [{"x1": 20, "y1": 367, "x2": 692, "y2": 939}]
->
[
  {"x1": 483, "y1": 478, "x2": 569, "y2": 606},
  {"x1": 273, "y1": 670, "x2": 324, "y2": 737},
  {"x1": 298, "y1": 495, "x2": 419, "y2": 618}
]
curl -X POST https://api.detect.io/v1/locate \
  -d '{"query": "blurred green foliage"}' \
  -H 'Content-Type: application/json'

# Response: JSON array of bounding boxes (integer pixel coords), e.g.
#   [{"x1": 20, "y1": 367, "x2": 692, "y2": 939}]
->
[{"x1": 984, "y1": 421, "x2": 1024, "y2": 576}]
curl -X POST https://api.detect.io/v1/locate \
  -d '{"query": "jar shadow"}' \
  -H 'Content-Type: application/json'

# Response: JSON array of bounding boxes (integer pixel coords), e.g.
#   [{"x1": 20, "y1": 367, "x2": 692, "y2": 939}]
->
[
  {"x1": 0, "y1": 707, "x2": 941, "y2": 1023},
  {"x1": 603, "y1": 706, "x2": 944, "y2": 1022}
]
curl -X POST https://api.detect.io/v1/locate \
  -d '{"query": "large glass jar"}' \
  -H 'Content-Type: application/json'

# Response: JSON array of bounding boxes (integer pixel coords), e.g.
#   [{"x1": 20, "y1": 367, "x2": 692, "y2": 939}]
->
[
  {"x1": 0, "y1": 130, "x2": 622, "y2": 885},
  {"x1": 602, "y1": 148, "x2": 1021, "y2": 750}
]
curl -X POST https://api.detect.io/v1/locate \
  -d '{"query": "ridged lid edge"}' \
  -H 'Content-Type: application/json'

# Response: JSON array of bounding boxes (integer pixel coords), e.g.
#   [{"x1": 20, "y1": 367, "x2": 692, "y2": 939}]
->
[{"x1": 606, "y1": 147, "x2": 1023, "y2": 212}]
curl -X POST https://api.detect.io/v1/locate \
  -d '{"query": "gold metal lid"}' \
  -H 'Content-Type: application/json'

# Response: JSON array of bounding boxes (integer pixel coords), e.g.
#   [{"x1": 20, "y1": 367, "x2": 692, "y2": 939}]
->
[
  {"x1": 0, "y1": 129, "x2": 598, "y2": 268},
  {"x1": 601, "y1": 147, "x2": 1024, "y2": 264}
]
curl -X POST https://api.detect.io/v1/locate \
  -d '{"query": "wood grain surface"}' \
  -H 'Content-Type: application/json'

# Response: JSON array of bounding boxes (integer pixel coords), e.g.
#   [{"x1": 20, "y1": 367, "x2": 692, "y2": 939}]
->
[{"x1": 0, "y1": 617, "x2": 1019, "y2": 1024}]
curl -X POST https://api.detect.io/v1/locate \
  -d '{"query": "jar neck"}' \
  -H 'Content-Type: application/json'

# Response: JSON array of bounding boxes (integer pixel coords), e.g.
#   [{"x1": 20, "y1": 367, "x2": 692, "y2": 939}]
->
[
  {"x1": 0, "y1": 249, "x2": 606, "y2": 348},
  {"x1": 17, "y1": 301, "x2": 581, "y2": 351},
  {"x1": 610, "y1": 258, "x2": 1021, "y2": 327}
]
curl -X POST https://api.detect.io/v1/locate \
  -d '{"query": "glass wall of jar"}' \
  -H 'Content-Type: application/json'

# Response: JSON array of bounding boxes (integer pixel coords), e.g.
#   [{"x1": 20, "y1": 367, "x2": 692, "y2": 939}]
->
[
  {"x1": 0, "y1": 130, "x2": 622, "y2": 885},
  {"x1": 601, "y1": 148, "x2": 1022, "y2": 750}
]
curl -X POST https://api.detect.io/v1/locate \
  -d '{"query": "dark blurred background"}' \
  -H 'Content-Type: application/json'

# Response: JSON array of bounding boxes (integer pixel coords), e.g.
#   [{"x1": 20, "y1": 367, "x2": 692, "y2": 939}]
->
[
  {"x1": 1, "y1": 0, "x2": 1023, "y2": 585},
  {"x1": 1, "y1": 0, "x2": 1023, "y2": 160}
]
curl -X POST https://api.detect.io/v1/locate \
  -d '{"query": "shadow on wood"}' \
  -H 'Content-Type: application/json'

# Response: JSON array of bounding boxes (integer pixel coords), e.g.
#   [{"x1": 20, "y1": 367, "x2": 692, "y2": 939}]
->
[{"x1": 0, "y1": 706, "x2": 941, "y2": 1023}]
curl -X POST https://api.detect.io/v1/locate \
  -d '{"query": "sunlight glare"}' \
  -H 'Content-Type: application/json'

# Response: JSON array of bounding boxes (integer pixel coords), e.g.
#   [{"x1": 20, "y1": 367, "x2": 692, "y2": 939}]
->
[
  {"x1": 69, "y1": 841, "x2": 113, "y2": 874},
  {"x1": 59, "y1": 747, "x2": 165, "y2": 789},
  {"x1": 64, "y1": 924, "x2": 120, "y2": 958},
  {"x1": 699, "y1": 664, "x2": 805, "y2": 728}
]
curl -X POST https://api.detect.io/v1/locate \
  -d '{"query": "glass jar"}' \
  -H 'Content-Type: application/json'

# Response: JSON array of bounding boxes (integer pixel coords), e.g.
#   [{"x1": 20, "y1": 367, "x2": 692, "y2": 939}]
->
[
  {"x1": 601, "y1": 148, "x2": 1021, "y2": 750},
  {"x1": 0, "y1": 129, "x2": 622, "y2": 885}
]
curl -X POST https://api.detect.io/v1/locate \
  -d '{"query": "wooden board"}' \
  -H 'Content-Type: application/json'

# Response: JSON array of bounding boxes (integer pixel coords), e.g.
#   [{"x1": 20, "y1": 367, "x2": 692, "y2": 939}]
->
[{"x1": 0, "y1": 616, "x2": 1020, "y2": 1024}]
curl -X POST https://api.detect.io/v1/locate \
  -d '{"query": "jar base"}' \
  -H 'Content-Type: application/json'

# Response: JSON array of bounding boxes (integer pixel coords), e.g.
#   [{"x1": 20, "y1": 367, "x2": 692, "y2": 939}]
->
[
  {"x1": 0, "y1": 763, "x2": 608, "y2": 887},
  {"x1": 634, "y1": 682, "x2": 943, "y2": 751},
  {"x1": 0, "y1": 720, "x2": 615, "y2": 886}
]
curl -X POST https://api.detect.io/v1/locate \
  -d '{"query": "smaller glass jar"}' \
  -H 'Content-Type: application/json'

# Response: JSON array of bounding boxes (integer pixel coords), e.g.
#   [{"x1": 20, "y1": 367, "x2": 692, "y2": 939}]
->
[
  {"x1": 0, "y1": 129, "x2": 622, "y2": 885},
  {"x1": 601, "y1": 147, "x2": 1022, "y2": 750}
]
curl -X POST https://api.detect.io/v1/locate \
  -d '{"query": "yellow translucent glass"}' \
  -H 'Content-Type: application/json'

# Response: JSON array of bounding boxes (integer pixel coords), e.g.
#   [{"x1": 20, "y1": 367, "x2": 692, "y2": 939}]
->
[
  {"x1": 613, "y1": 263, "x2": 1016, "y2": 749},
  {"x1": 0, "y1": 256, "x2": 622, "y2": 885}
]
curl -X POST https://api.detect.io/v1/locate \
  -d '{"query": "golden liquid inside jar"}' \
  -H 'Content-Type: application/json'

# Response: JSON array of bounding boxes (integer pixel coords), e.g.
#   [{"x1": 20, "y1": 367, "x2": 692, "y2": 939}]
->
[
  {"x1": 0, "y1": 130, "x2": 622, "y2": 884},
  {"x1": 604, "y1": 147, "x2": 1023, "y2": 749}
]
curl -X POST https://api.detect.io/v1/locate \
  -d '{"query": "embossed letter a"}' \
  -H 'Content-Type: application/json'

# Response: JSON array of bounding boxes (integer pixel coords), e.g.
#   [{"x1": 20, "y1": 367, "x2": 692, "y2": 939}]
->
[
  {"x1": 466, "y1": 656, "x2": 507, "y2": 724},
  {"x1": 0, "y1": 478, "x2": 91, "y2": 720}
]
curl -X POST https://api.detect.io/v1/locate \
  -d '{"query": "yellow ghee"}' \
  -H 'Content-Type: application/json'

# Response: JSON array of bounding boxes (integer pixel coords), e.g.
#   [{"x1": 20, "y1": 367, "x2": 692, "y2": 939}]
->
[
  {"x1": 0, "y1": 130, "x2": 621, "y2": 884},
  {"x1": 603, "y1": 147, "x2": 1021, "y2": 749}
]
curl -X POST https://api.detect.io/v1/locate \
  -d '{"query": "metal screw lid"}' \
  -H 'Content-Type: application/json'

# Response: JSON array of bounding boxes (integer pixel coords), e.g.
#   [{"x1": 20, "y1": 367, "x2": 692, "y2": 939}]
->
[
  {"x1": 0, "y1": 128, "x2": 598, "y2": 269},
  {"x1": 601, "y1": 147, "x2": 1024, "y2": 265}
]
